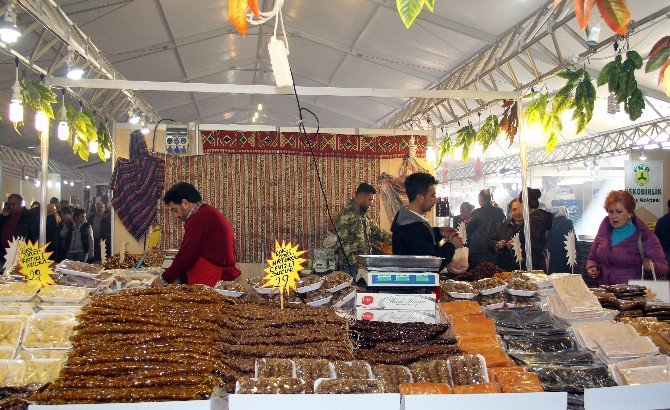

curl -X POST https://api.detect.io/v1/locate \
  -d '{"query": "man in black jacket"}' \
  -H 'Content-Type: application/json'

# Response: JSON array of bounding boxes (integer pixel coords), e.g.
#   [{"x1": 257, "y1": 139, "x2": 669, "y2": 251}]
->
[
  {"x1": 0, "y1": 194, "x2": 39, "y2": 264},
  {"x1": 467, "y1": 189, "x2": 505, "y2": 266},
  {"x1": 391, "y1": 172, "x2": 463, "y2": 268}
]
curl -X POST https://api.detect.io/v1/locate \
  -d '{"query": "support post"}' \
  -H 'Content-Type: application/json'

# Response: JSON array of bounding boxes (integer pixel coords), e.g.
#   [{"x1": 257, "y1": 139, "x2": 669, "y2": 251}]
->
[
  {"x1": 39, "y1": 126, "x2": 49, "y2": 245},
  {"x1": 517, "y1": 94, "x2": 533, "y2": 271}
]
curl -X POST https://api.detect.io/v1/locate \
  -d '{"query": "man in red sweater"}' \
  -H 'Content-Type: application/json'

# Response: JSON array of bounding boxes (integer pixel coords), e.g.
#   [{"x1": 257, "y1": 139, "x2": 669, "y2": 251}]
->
[{"x1": 152, "y1": 182, "x2": 241, "y2": 287}]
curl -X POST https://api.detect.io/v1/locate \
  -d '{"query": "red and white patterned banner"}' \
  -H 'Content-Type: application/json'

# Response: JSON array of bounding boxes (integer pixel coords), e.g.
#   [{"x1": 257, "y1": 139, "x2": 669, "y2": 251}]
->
[{"x1": 201, "y1": 130, "x2": 427, "y2": 158}]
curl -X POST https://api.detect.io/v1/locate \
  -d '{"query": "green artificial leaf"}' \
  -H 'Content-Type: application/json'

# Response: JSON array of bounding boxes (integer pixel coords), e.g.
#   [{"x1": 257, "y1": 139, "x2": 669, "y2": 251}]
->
[
  {"x1": 455, "y1": 123, "x2": 477, "y2": 162},
  {"x1": 546, "y1": 130, "x2": 558, "y2": 153},
  {"x1": 424, "y1": 0, "x2": 435, "y2": 12},
  {"x1": 646, "y1": 36, "x2": 670, "y2": 73},
  {"x1": 625, "y1": 88, "x2": 645, "y2": 120},
  {"x1": 598, "y1": 61, "x2": 615, "y2": 87},
  {"x1": 627, "y1": 51, "x2": 643, "y2": 70},
  {"x1": 437, "y1": 134, "x2": 452, "y2": 166},
  {"x1": 396, "y1": 0, "x2": 425, "y2": 28}
]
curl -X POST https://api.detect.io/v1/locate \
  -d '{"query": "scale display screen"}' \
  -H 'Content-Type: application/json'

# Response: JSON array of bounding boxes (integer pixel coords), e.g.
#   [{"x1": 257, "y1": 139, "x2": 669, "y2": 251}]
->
[{"x1": 370, "y1": 273, "x2": 437, "y2": 285}]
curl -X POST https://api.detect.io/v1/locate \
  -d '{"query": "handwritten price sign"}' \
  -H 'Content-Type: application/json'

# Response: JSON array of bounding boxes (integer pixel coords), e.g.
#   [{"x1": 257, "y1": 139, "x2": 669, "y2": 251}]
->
[
  {"x1": 18, "y1": 241, "x2": 54, "y2": 286},
  {"x1": 263, "y1": 241, "x2": 306, "y2": 300}
]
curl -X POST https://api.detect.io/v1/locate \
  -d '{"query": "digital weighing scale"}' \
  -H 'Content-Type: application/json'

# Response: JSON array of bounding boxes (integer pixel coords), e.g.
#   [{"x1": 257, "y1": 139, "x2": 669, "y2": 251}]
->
[{"x1": 356, "y1": 255, "x2": 442, "y2": 292}]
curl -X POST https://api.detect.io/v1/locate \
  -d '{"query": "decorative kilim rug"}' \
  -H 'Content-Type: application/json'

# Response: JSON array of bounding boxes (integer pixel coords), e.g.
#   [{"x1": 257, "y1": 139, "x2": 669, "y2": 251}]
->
[
  {"x1": 159, "y1": 152, "x2": 381, "y2": 263},
  {"x1": 201, "y1": 130, "x2": 427, "y2": 158},
  {"x1": 377, "y1": 157, "x2": 428, "y2": 225}
]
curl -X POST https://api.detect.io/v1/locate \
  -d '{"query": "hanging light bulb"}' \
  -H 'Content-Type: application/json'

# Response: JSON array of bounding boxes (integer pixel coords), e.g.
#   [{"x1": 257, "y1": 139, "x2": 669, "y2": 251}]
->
[
  {"x1": 70, "y1": 181, "x2": 74, "y2": 187},
  {"x1": 34, "y1": 179, "x2": 40, "y2": 188},
  {"x1": 8, "y1": 58, "x2": 22, "y2": 123},
  {"x1": 128, "y1": 109, "x2": 141, "y2": 124},
  {"x1": 88, "y1": 140, "x2": 98, "y2": 153},
  {"x1": 65, "y1": 49, "x2": 84, "y2": 80},
  {"x1": 0, "y1": 3, "x2": 21, "y2": 44},
  {"x1": 57, "y1": 89, "x2": 69, "y2": 141},
  {"x1": 257, "y1": 103, "x2": 263, "y2": 111},
  {"x1": 34, "y1": 109, "x2": 48, "y2": 132},
  {"x1": 639, "y1": 151, "x2": 647, "y2": 161},
  {"x1": 425, "y1": 146, "x2": 436, "y2": 164},
  {"x1": 47, "y1": 180, "x2": 53, "y2": 188},
  {"x1": 103, "y1": 149, "x2": 111, "y2": 159},
  {"x1": 140, "y1": 119, "x2": 149, "y2": 135},
  {"x1": 252, "y1": 117, "x2": 257, "y2": 123},
  {"x1": 62, "y1": 180, "x2": 68, "y2": 185}
]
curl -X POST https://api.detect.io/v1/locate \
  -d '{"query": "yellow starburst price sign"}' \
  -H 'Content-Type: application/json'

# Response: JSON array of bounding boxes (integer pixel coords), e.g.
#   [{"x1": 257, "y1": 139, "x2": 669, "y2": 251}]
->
[
  {"x1": 18, "y1": 241, "x2": 55, "y2": 287},
  {"x1": 263, "y1": 240, "x2": 307, "y2": 308}
]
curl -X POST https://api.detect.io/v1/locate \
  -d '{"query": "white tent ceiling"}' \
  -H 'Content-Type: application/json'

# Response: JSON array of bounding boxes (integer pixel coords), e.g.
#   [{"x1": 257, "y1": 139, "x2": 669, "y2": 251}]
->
[{"x1": 0, "y1": 0, "x2": 668, "y2": 174}]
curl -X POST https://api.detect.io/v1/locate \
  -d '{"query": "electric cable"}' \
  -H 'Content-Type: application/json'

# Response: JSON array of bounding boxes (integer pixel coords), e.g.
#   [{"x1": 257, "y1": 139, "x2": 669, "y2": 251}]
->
[{"x1": 288, "y1": 69, "x2": 355, "y2": 276}]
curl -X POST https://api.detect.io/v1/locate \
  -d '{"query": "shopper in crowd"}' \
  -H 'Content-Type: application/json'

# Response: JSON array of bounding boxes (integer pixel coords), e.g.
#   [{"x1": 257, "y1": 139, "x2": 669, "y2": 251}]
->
[
  {"x1": 50, "y1": 197, "x2": 59, "y2": 208},
  {"x1": 518, "y1": 188, "x2": 553, "y2": 272},
  {"x1": 654, "y1": 199, "x2": 670, "y2": 262},
  {"x1": 88, "y1": 202, "x2": 106, "y2": 263},
  {"x1": 152, "y1": 182, "x2": 241, "y2": 288},
  {"x1": 54, "y1": 207, "x2": 73, "y2": 262},
  {"x1": 45, "y1": 204, "x2": 60, "y2": 256},
  {"x1": 100, "y1": 208, "x2": 111, "y2": 260},
  {"x1": 467, "y1": 189, "x2": 505, "y2": 266},
  {"x1": 453, "y1": 202, "x2": 475, "y2": 229},
  {"x1": 333, "y1": 183, "x2": 391, "y2": 275},
  {"x1": 0, "y1": 194, "x2": 39, "y2": 263},
  {"x1": 587, "y1": 190, "x2": 668, "y2": 285},
  {"x1": 491, "y1": 198, "x2": 524, "y2": 271},
  {"x1": 391, "y1": 172, "x2": 463, "y2": 269},
  {"x1": 30, "y1": 201, "x2": 39, "y2": 209},
  {"x1": 58, "y1": 208, "x2": 94, "y2": 263},
  {"x1": 546, "y1": 207, "x2": 575, "y2": 274},
  {"x1": 59, "y1": 199, "x2": 70, "y2": 212}
]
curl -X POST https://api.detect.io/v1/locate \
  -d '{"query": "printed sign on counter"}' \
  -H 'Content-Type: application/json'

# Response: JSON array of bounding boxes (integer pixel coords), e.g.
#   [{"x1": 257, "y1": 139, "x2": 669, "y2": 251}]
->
[
  {"x1": 18, "y1": 241, "x2": 54, "y2": 286},
  {"x1": 356, "y1": 308, "x2": 437, "y2": 324},
  {"x1": 355, "y1": 292, "x2": 436, "y2": 310},
  {"x1": 263, "y1": 240, "x2": 306, "y2": 298},
  {"x1": 625, "y1": 160, "x2": 664, "y2": 227}
]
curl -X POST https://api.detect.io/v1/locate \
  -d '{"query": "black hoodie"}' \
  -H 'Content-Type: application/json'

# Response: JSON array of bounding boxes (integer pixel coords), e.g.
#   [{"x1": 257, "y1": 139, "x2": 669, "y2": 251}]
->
[{"x1": 391, "y1": 207, "x2": 456, "y2": 268}]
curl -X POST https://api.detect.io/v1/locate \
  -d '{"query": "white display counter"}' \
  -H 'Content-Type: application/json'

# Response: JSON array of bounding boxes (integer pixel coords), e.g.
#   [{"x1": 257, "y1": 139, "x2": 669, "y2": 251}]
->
[
  {"x1": 401, "y1": 392, "x2": 567, "y2": 410},
  {"x1": 226, "y1": 393, "x2": 401, "y2": 410},
  {"x1": 584, "y1": 382, "x2": 670, "y2": 410},
  {"x1": 30, "y1": 398, "x2": 224, "y2": 410}
]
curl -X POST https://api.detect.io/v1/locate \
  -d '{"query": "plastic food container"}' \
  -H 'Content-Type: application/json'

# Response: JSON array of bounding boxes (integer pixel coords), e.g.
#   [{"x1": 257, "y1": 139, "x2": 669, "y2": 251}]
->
[
  {"x1": 479, "y1": 284, "x2": 508, "y2": 296},
  {"x1": 0, "y1": 360, "x2": 26, "y2": 386},
  {"x1": 0, "y1": 318, "x2": 24, "y2": 348},
  {"x1": 332, "y1": 289, "x2": 357, "y2": 308},
  {"x1": 306, "y1": 295, "x2": 332, "y2": 307},
  {"x1": 18, "y1": 349, "x2": 70, "y2": 361},
  {"x1": 0, "y1": 346, "x2": 15, "y2": 360},
  {"x1": 0, "y1": 283, "x2": 41, "y2": 302},
  {"x1": 326, "y1": 281, "x2": 352, "y2": 294},
  {"x1": 214, "y1": 289, "x2": 245, "y2": 298},
  {"x1": 23, "y1": 358, "x2": 65, "y2": 385},
  {"x1": 507, "y1": 288, "x2": 538, "y2": 297},
  {"x1": 22, "y1": 312, "x2": 77, "y2": 349},
  {"x1": 38, "y1": 286, "x2": 88, "y2": 304},
  {"x1": 447, "y1": 292, "x2": 478, "y2": 300},
  {"x1": 297, "y1": 281, "x2": 324, "y2": 294}
]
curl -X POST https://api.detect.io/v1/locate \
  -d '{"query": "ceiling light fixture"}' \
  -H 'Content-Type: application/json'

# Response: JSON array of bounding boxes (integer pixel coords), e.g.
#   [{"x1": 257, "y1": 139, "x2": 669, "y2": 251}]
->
[
  {"x1": 140, "y1": 119, "x2": 149, "y2": 135},
  {"x1": 0, "y1": 2, "x2": 21, "y2": 44},
  {"x1": 8, "y1": 58, "x2": 22, "y2": 123},
  {"x1": 257, "y1": 103, "x2": 263, "y2": 111},
  {"x1": 70, "y1": 181, "x2": 74, "y2": 187},
  {"x1": 65, "y1": 48, "x2": 84, "y2": 80},
  {"x1": 57, "y1": 89, "x2": 69, "y2": 141},
  {"x1": 639, "y1": 150, "x2": 647, "y2": 161}
]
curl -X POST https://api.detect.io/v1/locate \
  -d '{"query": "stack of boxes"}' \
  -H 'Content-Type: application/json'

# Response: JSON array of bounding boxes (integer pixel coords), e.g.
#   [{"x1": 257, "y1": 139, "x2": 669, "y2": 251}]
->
[{"x1": 355, "y1": 292, "x2": 438, "y2": 324}]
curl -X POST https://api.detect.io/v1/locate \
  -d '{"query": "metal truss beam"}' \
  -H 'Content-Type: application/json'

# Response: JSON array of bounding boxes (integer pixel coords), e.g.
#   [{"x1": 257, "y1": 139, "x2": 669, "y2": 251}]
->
[
  {"x1": 3, "y1": 0, "x2": 158, "y2": 122},
  {"x1": 446, "y1": 117, "x2": 670, "y2": 181},
  {"x1": 384, "y1": 2, "x2": 670, "y2": 129},
  {"x1": 0, "y1": 144, "x2": 108, "y2": 183}
]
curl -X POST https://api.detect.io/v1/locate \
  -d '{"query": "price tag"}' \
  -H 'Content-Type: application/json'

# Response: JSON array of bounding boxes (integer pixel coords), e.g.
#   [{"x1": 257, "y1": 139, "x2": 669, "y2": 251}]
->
[
  {"x1": 263, "y1": 241, "x2": 307, "y2": 303},
  {"x1": 18, "y1": 241, "x2": 55, "y2": 286}
]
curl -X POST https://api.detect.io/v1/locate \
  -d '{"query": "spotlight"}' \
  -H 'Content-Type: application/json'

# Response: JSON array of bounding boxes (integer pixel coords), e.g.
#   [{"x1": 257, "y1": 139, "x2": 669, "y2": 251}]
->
[
  {"x1": 128, "y1": 110, "x2": 141, "y2": 125},
  {"x1": 34, "y1": 110, "x2": 48, "y2": 133},
  {"x1": 0, "y1": 3, "x2": 21, "y2": 44},
  {"x1": 63, "y1": 180, "x2": 68, "y2": 185},
  {"x1": 65, "y1": 49, "x2": 84, "y2": 80},
  {"x1": 85, "y1": 185, "x2": 91, "y2": 190}
]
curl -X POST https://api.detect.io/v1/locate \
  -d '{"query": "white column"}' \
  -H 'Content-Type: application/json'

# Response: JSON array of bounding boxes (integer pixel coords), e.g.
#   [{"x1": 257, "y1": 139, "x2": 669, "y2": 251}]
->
[
  {"x1": 517, "y1": 95, "x2": 533, "y2": 271},
  {"x1": 39, "y1": 126, "x2": 49, "y2": 245}
]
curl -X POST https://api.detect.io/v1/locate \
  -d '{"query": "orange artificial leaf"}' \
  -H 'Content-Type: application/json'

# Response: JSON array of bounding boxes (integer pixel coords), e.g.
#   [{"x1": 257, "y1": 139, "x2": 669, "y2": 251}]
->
[
  {"x1": 229, "y1": 0, "x2": 248, "y2": 36},
  {"x1": 595, "y1": 0, "x2": 630, "y2": 35},
  {"x1": 247, "y1": 0, "x2": 260, "y2": 18},
  {"x1": 659, "y1": 61, "x2": 670, "y2": 86},
  {"x1": 574, "y1": 0, "x2": 595, "y2": 31}
]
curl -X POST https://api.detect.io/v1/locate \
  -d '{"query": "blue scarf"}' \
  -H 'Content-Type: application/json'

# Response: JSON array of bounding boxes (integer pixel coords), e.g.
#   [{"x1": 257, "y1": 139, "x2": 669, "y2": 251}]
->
[{"x1": 611, "y1": 219, "x2": 635, "y2": 246}]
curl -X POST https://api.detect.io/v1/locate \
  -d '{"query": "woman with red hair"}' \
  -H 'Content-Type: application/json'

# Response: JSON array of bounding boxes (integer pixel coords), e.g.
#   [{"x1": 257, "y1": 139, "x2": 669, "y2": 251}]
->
[{"x1": 586, "y1": 190, "x2": 668, "y2": 285}]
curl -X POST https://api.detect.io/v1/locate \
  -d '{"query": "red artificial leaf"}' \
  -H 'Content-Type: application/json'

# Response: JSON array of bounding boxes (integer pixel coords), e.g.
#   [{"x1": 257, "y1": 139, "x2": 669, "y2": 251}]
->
[
  {"x1": 660, "y1": 61, "x2": 670, "y2": 86},
  {"x1": 229, "y1": 0, "x2": 248, "y2": 36},
  {"x1": 247, "y1": 0, "x2": 260, "y2": 18},
  {"x1": 574, "y1": 0, "x2": 596, "y2": 31},
  {"x1": 595, "y1": 0, "x2": 630, "y2": 35},
  {"x1": 646, "y1": 36, "x2": 670, "y2": 73}
]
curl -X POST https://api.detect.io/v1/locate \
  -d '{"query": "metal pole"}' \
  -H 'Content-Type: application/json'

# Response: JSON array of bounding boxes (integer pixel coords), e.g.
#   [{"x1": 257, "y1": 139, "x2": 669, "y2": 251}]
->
[
  {"x1": 110, "y1": 122, "x2": 116, "y2": 255},
  {"x1": 39, "y1": 126, "x2": 49, "y2": 245},
  {"x1": 517, "y1": 95, "x2": 533, "y2": 271}
]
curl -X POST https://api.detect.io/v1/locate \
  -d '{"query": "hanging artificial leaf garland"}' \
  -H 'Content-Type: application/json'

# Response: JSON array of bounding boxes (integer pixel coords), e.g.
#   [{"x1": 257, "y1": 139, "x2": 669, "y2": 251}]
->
[
  {"x1": 229, "y1": 0, "x2": 248, "y2": 36},
  {"x1": 554, "y1": 68, "x2": 595, "y2": 134},
  {"x1": 645, "y1": 37, "x2": 670, "y2": 97},
  {"x1": 500, "y1": 100, "x2": 518, "y2": 146},
  {"x1": 96, "y1": 122, "x2": 113, "y2": 162},
  {"x1": 454, "y1": 122, "x2": 476, "y2": 162},
  {"x1": 437, "y1": 133, "x2": 452, "y2": 167},
  {"x1": 523, "y1": 92, "x2": 563, "y2": 153},
  {"x1": 476, "y1": 114, "x2": 500, "y2": 151},
  {"x1": 20, "y1": 72, "x2": 57, "y2": 121},
  {"x1": 597, "y1": 50, "x2": 645, "y2": 120}
]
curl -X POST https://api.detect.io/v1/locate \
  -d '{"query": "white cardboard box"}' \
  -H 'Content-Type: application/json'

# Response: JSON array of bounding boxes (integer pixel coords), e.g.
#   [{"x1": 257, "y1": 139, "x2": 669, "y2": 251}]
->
[
  {"x1": 355, "y1": 308, "x2": 437, "y2": 324},
  {"x1": 355, "y1": 293, "x2": 436, "y2": 310}
]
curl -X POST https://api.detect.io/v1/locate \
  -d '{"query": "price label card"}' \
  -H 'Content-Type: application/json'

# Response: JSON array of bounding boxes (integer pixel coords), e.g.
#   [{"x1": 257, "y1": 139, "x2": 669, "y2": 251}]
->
[
  {"x1": 18, "y1": 241, "x2": 55, "y2": 286},
  {"x1": 263, "y1": 240, "x2": 307, "y2": 296}
]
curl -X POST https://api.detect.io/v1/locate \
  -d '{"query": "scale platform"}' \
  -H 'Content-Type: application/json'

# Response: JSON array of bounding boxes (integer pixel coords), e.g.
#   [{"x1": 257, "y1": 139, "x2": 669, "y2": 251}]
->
[{"x1": 357, "y1": 269, "x2": 440, "y2": 288}]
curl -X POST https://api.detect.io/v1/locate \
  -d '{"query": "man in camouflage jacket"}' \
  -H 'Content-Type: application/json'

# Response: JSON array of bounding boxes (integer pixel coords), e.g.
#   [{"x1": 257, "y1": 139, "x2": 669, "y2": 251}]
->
[{"x1": 334, "y1": 183, "x2": 391, "y2": 274}]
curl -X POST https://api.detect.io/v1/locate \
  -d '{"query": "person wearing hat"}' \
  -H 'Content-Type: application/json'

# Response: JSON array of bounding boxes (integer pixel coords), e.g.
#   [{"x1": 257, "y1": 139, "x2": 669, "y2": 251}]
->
[{"x1": 333, "y1": 183, "x2": 391, "y2": 275}]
